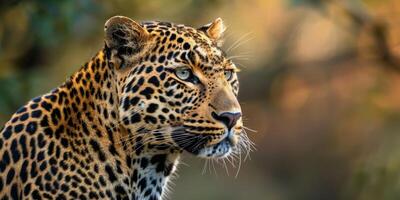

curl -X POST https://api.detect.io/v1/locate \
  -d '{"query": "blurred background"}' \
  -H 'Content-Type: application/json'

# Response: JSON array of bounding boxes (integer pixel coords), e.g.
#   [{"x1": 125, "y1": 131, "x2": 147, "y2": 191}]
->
[{"x1": 1, "y1": 0, "x2": 400, "y2": 199}]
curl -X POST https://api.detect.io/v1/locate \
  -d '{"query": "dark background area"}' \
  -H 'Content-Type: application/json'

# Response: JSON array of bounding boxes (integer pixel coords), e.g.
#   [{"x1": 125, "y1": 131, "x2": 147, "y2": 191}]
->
[{"x1": 1, "y1": 0, "x2": 400, "y2": 199}]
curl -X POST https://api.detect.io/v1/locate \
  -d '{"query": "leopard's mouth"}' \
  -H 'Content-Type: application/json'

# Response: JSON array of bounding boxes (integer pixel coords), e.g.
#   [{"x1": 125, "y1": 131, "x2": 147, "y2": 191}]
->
[
  {"x1": 171, "y1": 127, "x2": 239, "y2": 158},
  {"x1": 196, "y1": 137, "x2": 233, "y2": 158}
]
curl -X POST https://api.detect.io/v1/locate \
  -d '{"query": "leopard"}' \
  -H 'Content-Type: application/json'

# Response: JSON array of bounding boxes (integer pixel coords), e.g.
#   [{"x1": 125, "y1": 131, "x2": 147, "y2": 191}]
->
[{"x1": 0, "y1": 16, "x2": 251, "y2": 200}]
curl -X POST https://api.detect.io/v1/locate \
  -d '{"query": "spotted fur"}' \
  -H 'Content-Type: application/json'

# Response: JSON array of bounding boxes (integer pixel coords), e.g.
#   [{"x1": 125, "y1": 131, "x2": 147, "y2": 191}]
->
[{"x1": 0, "y1": 16, "x2": 247, "y2": 200}]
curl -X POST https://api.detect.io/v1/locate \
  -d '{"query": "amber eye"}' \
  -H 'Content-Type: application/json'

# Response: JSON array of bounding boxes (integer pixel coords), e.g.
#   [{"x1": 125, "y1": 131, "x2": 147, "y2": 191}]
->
[{"x1": 224, "y1": 70, "x2": 233, "y2": 81}]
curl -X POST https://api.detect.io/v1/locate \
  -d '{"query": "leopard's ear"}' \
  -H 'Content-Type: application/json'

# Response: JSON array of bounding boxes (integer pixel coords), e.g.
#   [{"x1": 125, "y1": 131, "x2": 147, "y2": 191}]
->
[
  {"x1": 198, "y1": 18, "x2": 226, "y2": 45},
  {"x1": 104, "y1": 16, "x2": 149, "y2": 66}
]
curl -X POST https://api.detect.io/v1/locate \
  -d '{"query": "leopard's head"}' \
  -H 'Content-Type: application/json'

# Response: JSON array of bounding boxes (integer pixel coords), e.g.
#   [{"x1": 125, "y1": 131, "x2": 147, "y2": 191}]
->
[{"x1": 105, "y1": 16, "x2": 247, "y2": 158}]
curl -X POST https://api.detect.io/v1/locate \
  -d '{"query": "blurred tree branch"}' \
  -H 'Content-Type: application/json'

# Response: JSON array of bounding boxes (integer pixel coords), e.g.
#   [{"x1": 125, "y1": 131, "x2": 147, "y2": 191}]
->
[
  {"x1": 241, "y1": 0, "x2": 400, "y2": 102},
  {"x1": 239, "y1": 12, "x2": 306, "y2": 102},
  {"x1": 338, "y1": 0, "x2": 400, "y2": 71}
]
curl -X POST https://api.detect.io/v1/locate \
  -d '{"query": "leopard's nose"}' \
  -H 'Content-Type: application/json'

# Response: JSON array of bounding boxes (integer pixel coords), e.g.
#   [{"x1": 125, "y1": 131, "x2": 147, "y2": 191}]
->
[{"x1": 212, "y1": 111, "x2": 242, "y2": 130}]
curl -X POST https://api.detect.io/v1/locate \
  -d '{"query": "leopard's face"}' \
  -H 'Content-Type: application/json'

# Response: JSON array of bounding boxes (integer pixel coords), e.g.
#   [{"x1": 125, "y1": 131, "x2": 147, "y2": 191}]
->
[{"x1": 106, "y1": 16, "x2": 243, "y2": 158}]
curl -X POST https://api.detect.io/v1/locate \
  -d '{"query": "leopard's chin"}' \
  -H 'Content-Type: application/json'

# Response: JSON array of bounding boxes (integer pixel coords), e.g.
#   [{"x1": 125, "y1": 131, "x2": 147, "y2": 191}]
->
[
  {"x1": 190, "y1": 130, "x2": 238, "y2": 158},
  {"x1": 195, "y1": 138, "x2": 233, "y2": 158},
  {"x1": 171, "y1": 127, "x2": 241, "y2": 158}
]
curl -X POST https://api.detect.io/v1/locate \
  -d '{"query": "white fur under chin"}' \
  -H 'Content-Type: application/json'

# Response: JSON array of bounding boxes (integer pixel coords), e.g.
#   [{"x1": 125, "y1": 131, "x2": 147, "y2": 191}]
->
[{"x1": 196, "y1": 139, "x2": 233, "y2": 158}]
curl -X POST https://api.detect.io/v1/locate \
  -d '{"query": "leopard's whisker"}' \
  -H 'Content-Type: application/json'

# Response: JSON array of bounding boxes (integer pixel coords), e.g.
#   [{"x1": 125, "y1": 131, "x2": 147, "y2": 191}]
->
[
  {"x1": 243, "y1": 125, "x2": 257, "y2": 133},
  {"x1": 226, "y1": 32, "x2": 253, "y2": 53}
]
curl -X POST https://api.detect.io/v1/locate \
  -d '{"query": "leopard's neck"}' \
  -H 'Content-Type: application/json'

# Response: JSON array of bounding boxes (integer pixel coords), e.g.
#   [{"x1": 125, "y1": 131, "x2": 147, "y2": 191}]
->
[{"x1": 56, "y1": 49, "x2": 180, "y2": 200}]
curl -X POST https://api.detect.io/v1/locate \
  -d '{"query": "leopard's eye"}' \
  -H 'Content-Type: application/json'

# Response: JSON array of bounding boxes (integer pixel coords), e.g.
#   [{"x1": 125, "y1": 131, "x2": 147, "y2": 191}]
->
[
  {"x1": 174, "y1": 67, "x2": 201, "y2": 84},
  {"x1": 224, "y1": 70, "x2": 233, "y2": 81},
  {"x1": 175, "y1": 67, "x2": 192, "y2": 80}
]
